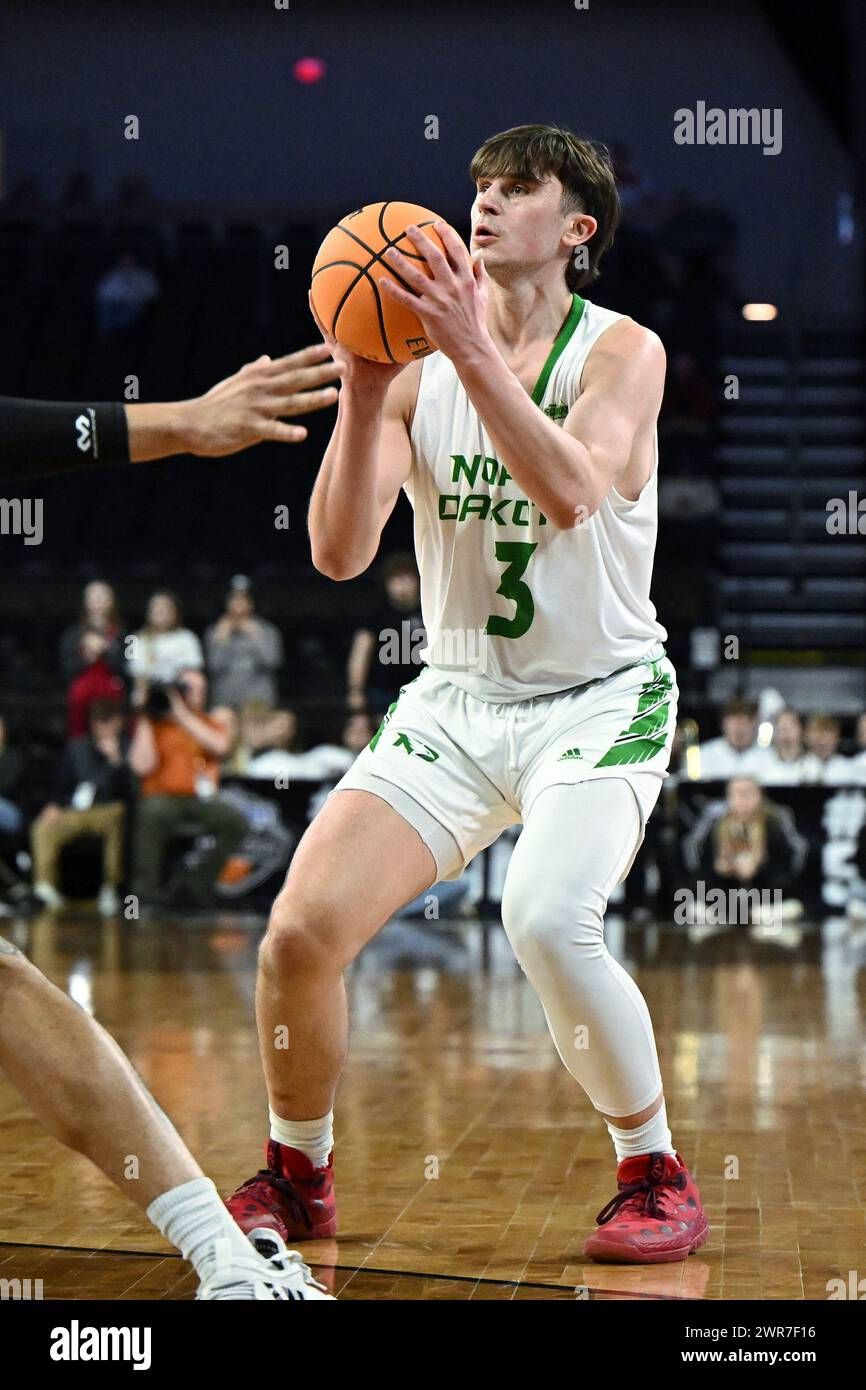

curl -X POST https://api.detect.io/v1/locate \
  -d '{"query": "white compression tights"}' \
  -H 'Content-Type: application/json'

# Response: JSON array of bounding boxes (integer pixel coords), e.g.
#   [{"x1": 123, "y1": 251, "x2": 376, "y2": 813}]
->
[{"x1": 500, "y1": 777, "x2": 664, "y2": 1118}]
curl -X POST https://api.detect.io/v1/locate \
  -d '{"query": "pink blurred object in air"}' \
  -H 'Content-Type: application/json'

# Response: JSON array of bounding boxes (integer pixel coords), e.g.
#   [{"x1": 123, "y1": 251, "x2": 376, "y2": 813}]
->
[{"x1": 293, "y1": 57, "x2": 326, "y2": 84}]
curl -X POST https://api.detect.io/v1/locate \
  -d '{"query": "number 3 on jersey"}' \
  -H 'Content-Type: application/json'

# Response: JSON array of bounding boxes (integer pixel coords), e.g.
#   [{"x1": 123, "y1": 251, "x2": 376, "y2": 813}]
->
[{"x1": 485, "y1": 540, "x2": 537, "y2": 639}]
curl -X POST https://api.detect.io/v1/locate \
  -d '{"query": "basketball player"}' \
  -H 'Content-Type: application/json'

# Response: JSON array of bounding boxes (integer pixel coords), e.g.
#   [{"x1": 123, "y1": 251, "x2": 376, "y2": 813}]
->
[
  {"x1": 227, "y1": 124, "x2": 708, "y2": 1265},
  {"x1": 0, "y1": 343, "x2": 339, "y2": 1298}
]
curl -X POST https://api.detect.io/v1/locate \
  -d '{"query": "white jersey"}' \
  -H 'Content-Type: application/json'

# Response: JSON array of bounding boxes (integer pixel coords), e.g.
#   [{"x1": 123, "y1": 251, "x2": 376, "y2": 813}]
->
[{"x1": 405, "y1": 294, "x2": 668, "y2": 702}]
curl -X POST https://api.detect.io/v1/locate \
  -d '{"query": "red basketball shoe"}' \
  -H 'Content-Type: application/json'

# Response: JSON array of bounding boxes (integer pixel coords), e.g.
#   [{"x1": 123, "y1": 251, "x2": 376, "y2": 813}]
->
[
  {"x1": 226, "y1": 1141, "x2": 337, "y2": 1245},
  {"x1": 583, "y1": 1151, "x2": 709, "y2": 1263}
]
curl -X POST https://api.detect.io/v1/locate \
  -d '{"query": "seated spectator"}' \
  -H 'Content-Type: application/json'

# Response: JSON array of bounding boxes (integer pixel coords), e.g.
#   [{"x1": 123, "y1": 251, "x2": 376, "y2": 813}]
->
[
  {"x1": 847, "y1": 818, "x2": 866, "y2": 924},
  {"x1": 128, "y1": 668, "x2": 245, "y2": 910},
  {"x1": 694, "y1": 698, "x2": 771, "y2": 781},
  {"x1": 205, "y1": 575, "x2": 283, "y2": 710},
  {"x1": 227, "y1": 706, "x2": 300, "y2": 776},
  {"x1": 95, "y1": 250, "x2": 160, "y2": 336},
  {"x1": 684, "y1": 776, "x2": 806, "y2": 929},
  {"x1": 804, "y1": 714, "x2": 855, "y2": 785},
  {"x1": 851, "y1": 713, "x2": 866, "y2": 780},
  {"x1": 129, "y1": 591, "x2": 203, "y2": 707},
  {"x1": 247, "y1": 710, "x2": 364, "y2": 785},
  {"x1": 61, "y1": 580, "x2": 128, "y2": 736},
  {"x1": 30, "y1": 699, "x2": 133, "y2": 915},
  {"x1": 347, "y1": 553, "x2": 426, "y2": 715},
  {"x1": 759, "y1": 709, "x2": 816, "y2": 786},
  {"x1": 0, "y1": 713, "x2": 24, "y2": 837}
]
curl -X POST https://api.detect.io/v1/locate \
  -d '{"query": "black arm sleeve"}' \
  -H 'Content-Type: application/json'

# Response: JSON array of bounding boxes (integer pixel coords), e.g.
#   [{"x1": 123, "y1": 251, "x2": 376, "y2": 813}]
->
[{"x1": 0, "y1": 397, "x2": 130, "y2": 482}]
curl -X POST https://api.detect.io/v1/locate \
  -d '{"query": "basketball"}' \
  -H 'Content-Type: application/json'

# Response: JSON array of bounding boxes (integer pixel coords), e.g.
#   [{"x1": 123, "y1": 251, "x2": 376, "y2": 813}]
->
[{"x1": 311, "y1": 201, "x2": 459, "y2": 363}]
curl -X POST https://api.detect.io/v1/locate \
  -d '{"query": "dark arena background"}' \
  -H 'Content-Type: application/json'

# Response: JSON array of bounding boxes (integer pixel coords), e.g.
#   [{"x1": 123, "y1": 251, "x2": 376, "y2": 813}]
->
[{"x1": 1, "y1": 0, "x2": 866, "y2": 1352}]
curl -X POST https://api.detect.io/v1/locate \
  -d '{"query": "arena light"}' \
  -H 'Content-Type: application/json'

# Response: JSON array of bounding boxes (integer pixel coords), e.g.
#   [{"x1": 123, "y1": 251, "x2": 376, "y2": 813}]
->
[{"x1": 742, "y1": 302, "x2": 779, "y2": 321}]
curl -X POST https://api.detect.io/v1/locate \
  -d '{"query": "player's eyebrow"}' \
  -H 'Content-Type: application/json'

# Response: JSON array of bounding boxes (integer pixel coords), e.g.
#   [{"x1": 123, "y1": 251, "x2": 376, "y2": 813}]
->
[{"x1": 475, "y1": 173, "x2": 542, "y2": 187}]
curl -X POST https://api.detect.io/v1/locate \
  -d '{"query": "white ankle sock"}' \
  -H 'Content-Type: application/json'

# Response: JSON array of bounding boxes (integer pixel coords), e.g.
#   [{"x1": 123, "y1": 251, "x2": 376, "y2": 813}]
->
[
  {"x1": 269, "y1": 1108, "x2": 334, "y2": 1168},
  {"x1": 605, "y1": 1103, "x2": 675, "y2": 1163},
  {"x1": 146, "y1": 1176, "x2": 254, "y2": 1282}
]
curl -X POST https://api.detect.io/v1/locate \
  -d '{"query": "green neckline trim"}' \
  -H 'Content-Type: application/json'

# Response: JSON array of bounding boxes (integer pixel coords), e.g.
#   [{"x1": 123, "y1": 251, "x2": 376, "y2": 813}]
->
[{"x1": 530, "y1": 293, "x2": 585, "y2": 406}]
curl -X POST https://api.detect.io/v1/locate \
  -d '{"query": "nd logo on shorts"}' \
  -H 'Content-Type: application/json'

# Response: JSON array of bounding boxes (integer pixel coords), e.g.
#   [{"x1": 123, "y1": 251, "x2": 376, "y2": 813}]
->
[{"x1": 369, "y1": 701, "x2": 440, "y2": 764}]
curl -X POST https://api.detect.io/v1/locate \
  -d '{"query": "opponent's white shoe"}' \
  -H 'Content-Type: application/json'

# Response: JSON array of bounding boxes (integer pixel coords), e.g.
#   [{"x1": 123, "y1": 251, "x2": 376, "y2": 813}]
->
[{"x1": 196, "y1": 1228, "x2": 335, "y2": 1300}]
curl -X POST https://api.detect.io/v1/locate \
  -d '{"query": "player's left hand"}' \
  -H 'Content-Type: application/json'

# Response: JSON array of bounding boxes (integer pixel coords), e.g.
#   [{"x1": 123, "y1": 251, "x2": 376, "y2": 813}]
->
[{"x1": 379, "y1": 222, "x2": 490, "y2": 363}]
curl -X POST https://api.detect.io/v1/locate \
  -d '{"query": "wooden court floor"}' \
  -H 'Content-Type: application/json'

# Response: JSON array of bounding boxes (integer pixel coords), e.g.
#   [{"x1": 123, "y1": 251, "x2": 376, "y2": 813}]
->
[{"x1": 2, "y1": 908, "x2": 865, "y2": 1300}]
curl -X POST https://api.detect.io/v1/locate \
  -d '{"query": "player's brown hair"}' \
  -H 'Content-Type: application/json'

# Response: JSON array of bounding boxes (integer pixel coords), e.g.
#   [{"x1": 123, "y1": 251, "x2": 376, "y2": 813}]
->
[{"x1": 469, "y1": 124, "x2": 621, "y2": 291}]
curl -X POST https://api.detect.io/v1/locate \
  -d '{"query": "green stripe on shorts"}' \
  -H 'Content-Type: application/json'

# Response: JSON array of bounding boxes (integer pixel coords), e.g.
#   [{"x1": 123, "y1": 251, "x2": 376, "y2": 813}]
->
[{"x1": 595, "y1": 659, "x2": 673, "y2": 768}]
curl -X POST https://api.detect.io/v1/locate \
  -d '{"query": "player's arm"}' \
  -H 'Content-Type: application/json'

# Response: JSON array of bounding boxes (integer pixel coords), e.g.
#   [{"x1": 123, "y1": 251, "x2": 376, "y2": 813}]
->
[
  {"x1": 560, "y1": 321, "x2": 666, "y2": 512},
  {"x1": 380, "y1": 224, "x2": 665, "y2": 528},
  {"x1": 459, "y1": 319, "x2": 665, "y2": 527},
  {"x1": 0, "y1": 346, "x2": 339, "y2": 482},
  {"x1": 306, "y1": 293, "x2": 413, "y2": 580}
]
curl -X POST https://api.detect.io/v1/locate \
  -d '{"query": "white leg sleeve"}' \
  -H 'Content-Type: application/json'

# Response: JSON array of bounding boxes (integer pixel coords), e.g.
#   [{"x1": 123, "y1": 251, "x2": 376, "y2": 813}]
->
[{"x1": 501, "y1": 778, "x2": 664, "y2": 1117}]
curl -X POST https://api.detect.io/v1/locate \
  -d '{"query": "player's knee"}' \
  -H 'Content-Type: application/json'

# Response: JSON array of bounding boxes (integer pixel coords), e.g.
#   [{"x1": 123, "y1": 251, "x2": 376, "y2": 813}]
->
[
  {"x1": 260, "y1": 886, "x2": 346, "y2": 978},
  {"x1": 502, "y1": 883, "x2": 605, "y2": 966}
]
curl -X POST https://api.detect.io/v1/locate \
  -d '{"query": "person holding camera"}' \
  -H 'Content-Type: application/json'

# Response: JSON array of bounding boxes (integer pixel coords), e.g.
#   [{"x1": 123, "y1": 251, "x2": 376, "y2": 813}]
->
[{"x1": 129, "y1": 668, "x2": 245, "y2": 911}]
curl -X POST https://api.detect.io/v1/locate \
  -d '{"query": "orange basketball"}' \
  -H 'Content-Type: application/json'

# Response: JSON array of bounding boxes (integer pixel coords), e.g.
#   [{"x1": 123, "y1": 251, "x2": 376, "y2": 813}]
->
[{"x1": 311, "y1": 201, "x2": 462, "y2": 363}]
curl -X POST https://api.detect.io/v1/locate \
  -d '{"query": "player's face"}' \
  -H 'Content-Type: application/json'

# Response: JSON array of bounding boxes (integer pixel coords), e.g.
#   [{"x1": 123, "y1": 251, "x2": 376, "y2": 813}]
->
[{"x1": 470, "y1": 173, "x2": 587, "y2": 279}]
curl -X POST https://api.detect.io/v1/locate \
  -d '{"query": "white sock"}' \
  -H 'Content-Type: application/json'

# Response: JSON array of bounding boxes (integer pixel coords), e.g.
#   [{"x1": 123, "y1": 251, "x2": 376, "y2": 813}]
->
[
  {"x1": 146, "y1": 1176, "x2": 254, "y2": 1282},
  {"x1": 269, "y1": 1108, "x2": 334, "y2": 1168},
  {"x1": 605, "y1": 1103, "x2": 675, "y2": 1163}
]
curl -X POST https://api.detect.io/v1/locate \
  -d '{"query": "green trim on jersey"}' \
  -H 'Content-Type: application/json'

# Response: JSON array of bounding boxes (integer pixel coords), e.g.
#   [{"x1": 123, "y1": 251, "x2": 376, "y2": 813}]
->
[
  {"x1": 595, "y1": 659, "x2": 673, "y2": 767},
  {"x1": 530, "y1": 294, "x2": 586, "y2": 407}
]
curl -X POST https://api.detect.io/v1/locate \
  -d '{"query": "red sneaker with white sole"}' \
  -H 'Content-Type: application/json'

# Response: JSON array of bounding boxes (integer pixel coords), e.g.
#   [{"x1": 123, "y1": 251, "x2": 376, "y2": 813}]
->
[
  {"x1": 583, "y1": 1151, "x2": 709, "y2": 1263},
  {"x1": 226, "y1": 1141, "x2": 337, "y2": 1245}
]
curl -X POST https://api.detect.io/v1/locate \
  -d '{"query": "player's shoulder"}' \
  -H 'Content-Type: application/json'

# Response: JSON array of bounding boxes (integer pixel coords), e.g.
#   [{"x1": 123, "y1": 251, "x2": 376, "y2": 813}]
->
[
  {"x1": 584, "y1": 312, "x2": 665, "y2": 384},
  {"x1": 591, "y1": 312, "x2": 665, "y2": 364}
]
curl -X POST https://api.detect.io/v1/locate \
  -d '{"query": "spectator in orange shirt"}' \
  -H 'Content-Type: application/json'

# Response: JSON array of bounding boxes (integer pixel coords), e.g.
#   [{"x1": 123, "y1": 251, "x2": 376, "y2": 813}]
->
[{"x1": 128, "y1": 668, "x2": 245, "y2": 910}]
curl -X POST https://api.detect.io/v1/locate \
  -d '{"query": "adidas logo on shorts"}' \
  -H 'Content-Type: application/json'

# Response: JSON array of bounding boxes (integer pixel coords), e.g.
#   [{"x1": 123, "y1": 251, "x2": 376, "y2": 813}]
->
[{"x1": 558, "y1": 747, "x2": 583, "y2": 761}]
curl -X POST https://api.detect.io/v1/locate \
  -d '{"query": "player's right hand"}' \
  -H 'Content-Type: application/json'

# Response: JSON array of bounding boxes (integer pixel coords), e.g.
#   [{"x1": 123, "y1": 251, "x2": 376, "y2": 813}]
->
[{"x1": 308, "y1": 291, "x2": 408, "y2": 393}]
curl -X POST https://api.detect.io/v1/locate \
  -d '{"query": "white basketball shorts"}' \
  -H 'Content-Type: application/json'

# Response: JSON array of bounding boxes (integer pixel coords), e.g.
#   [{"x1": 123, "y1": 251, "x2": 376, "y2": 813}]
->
[{"x1": 329, "y1": 649, "x2": 679, "y2": 883}]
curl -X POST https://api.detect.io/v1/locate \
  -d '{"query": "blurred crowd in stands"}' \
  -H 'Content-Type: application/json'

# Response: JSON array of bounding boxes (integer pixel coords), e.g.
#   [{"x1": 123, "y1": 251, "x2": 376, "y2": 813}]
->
[
  {"x1": 0, "y1": 556, "x2": 425, "y2": 917},
  {"x1": 2, "y1": 552, "x2": 866, "y2": 929}
]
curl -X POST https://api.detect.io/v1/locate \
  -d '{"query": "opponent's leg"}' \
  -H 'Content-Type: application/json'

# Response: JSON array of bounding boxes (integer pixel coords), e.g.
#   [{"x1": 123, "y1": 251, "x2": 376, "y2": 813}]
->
[
  {"x1": 0, "y1": 939, "x2": 330, "y2": 1298},
  {"x1": 500, "y1": 779, "x2": 708, "y2": 1262}
]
